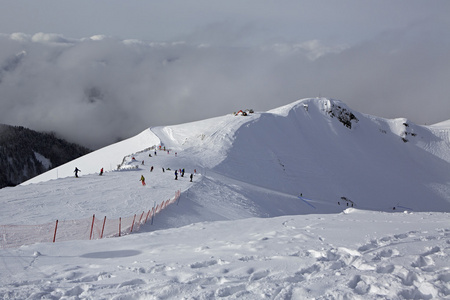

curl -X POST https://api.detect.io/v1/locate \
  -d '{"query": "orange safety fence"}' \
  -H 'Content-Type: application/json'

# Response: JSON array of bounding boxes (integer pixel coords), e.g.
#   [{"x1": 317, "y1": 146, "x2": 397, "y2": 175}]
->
[{"x1": 0, "y1": 190, "x2": 181, "y2": 249}]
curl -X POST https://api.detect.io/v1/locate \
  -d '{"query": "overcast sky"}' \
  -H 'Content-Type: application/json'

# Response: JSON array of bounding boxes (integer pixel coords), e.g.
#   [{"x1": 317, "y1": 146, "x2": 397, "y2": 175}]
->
[{"x1": 0, "y1": 0, "x2": 449, "y2": 149}]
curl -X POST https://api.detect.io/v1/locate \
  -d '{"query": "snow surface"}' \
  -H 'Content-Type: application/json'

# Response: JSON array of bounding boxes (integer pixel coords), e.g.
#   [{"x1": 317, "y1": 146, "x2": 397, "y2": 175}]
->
[{"x1": 1, "y1": 98, "x2": 449, "y2": 299}]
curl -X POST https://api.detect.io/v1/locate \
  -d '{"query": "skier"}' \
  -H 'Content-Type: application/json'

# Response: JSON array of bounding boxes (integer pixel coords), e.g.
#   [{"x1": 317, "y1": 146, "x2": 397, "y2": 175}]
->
[
  {"x1": 150, "y1": 166, "x2": 154, "y2": 172},
  {"x1": 174, "y1": 170, "x2": 178, "y2": 180},
  {"x1": 74, "y1": 167, "x2": 81, "y2": 178},
  {"x1": 190, "y1": 173, "x2": 193, "y2": 182},
  {"x1": 181, "y1": 168, "x2": 185, "y2": 177},
  {"x1": 140, "y1": 175, "x2": 146, "y2": 186},
  {"x1": 99, "y1": 168, "x2": 103, "y2": 176},
  {"x1": 162, "y1": 167, "x2": 165, "y2": 172}
]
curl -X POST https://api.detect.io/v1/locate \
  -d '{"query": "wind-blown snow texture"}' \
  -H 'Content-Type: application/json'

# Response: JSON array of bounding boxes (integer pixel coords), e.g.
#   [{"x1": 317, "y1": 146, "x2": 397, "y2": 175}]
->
[{"x1": 1, "y1": 98, "x2": 449, "y2": 299}]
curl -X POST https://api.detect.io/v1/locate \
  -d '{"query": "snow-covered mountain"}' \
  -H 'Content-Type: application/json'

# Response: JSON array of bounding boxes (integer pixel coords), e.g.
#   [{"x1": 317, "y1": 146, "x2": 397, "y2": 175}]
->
[
  {"x1": 22, "y1": 97, "x2": 450, "y2": 216},
  {"x1": 1, "y1": 98, "x2": 449, "y2": 299}
]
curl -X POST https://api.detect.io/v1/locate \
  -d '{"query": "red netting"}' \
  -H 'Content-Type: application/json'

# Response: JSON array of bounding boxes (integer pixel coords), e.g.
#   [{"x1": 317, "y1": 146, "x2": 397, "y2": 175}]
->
[{"x1": 0, "y1": 190, "x2": 180, "y2": 249}]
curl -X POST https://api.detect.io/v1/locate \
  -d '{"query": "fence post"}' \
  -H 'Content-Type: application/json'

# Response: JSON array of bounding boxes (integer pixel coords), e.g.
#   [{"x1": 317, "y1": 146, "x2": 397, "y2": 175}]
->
[
  {"x1": 89, "y1": 214, "x2": 95, "y2": 240},
  {"x1": 53, "y1": 220, "x2": 58, "y2": 243},
  {"x1": 130, "y1": 214, "x2": 136, "y2": 233},
  {"x1": 138, "y1": 211, "x2": 144, "y2": 225},
  {"x1": 151, "y1": 202, "x2": 156, "y2": 225},
  {"x1": 136, "y1": 211, "x2": 144, "y2": 231},
  {"x1": 144, "y1": 209, "x2": 151, "y2": 224},
  {"x1": 100, "y1": 216, "x2": 106, "y2": 239},
  {"x1": 176, "y1": 190, "x2": 181, "y2": 205}
]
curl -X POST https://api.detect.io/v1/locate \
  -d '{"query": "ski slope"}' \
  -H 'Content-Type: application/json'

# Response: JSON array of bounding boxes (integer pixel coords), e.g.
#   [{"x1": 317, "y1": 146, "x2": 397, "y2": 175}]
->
[{"x1": 1, "y1": 98, "x2": 449, "y2": 299}]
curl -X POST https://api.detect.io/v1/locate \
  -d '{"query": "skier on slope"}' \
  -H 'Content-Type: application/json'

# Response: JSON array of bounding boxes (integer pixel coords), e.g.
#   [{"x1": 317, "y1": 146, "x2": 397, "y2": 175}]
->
[
  {"x1": 74, "y1": 167, "x2": 81, "y2": 178},
  {"x1": 175, "y1": 170, "x2": 178, "y2": 180},
  {"x1": 140, "y1": 175, "x2": 146, "y2": 186}
]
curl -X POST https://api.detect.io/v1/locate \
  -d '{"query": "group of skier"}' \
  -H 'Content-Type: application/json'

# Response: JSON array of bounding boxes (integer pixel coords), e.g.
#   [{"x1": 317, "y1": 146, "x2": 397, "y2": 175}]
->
[
  {"x1": 74, "y1": 164, "x2": 195, "y2": 186},
  {"x1": 140, "y1": 168, "x2": 194, "y2": 186},
  {"x1": 74, "y1": 145, "x2": 196, "y2": 188},
  {"x1": 174, "y1": 168, "x2": 194, "y2": 182}
]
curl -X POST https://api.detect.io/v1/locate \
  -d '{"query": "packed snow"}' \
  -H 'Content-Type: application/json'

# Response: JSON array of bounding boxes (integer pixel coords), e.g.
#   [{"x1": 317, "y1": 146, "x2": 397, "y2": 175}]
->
[{"x1": 1, "y1": 98, "x2": 449, "y2": 299}]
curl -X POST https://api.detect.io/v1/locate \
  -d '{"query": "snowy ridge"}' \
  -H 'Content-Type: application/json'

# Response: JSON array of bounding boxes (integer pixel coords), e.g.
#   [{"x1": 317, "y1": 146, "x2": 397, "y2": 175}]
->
[{"x1": 1, "y1": 98, "x2": 449, "y2": 298}]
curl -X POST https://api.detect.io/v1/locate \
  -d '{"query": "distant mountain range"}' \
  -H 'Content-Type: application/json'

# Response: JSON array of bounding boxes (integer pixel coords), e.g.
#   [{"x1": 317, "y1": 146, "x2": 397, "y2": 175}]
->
[{"x1": 0, "y1": 124, "x2": 91, "y2": 188}]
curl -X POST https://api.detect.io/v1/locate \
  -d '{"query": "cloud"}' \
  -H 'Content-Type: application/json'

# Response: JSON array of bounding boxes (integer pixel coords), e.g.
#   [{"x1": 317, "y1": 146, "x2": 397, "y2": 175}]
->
[
  {"x1": 30, "y1": 32, "x2": 77, "y2": 44},
  {"x1": 263, "y1": 40, "x2": 349, "y2": 61},
  {"x1": 0, "y1": 23, "x2": 448, "y2": 149}
]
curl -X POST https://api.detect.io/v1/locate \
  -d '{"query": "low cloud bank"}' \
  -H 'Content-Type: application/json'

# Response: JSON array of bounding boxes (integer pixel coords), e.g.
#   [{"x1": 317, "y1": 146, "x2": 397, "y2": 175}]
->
[{"x1": 0, "y1": 28, "x2": 448, "y2": 149}]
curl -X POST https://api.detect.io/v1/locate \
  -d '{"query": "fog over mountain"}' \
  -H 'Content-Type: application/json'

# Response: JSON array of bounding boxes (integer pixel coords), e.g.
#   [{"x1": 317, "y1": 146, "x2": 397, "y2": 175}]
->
[
  {"x1": 1, "y1": 1, "x2": 449, "y2": 149},
  {"x1": 0, "y1": 22, "x2": 449, "y2": 149}
]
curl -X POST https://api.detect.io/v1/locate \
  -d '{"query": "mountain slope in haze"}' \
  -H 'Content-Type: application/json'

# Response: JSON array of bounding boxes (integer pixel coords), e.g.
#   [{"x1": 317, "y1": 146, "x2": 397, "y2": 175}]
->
[
  {"x1": 19, "y1": 98, "x2": 450, "y2": 229},
  {"x1": 0, "y1": 124, "x2": 91, "y2": 189}
]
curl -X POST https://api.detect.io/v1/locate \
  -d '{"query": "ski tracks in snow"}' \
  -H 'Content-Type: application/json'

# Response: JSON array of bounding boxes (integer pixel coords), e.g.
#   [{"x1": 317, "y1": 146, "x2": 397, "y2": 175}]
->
[{"x1": 205, "y1": 169, "x2": 336, "y2": 211}]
